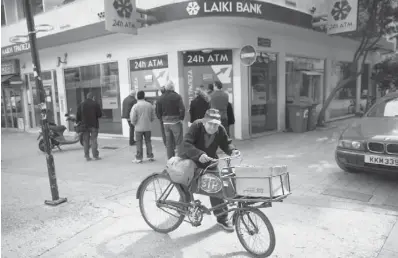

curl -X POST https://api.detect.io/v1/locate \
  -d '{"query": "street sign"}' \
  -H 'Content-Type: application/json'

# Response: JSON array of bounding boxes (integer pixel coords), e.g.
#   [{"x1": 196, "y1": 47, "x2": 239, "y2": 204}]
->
[
  {"x1": 104, "y1": 0, "x2": 139, "y2": 34},
  {"x1": 240, "y1": 45, "x2": 257, "y2": 66},
  {"x1": 327, "y1": 0, "x2": 358, "y2": 35}
]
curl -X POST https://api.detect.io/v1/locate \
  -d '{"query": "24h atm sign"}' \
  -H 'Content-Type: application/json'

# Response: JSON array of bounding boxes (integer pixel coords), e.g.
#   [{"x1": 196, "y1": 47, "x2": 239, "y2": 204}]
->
[{"x1": 327, "y1": 0, "x2": 359, "y2": 35}]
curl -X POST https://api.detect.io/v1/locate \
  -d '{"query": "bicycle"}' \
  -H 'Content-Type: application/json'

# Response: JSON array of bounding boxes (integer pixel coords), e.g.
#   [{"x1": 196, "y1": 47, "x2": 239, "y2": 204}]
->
[{"x1": 136, "y1": 154, "x2": 291, "y2": 257}]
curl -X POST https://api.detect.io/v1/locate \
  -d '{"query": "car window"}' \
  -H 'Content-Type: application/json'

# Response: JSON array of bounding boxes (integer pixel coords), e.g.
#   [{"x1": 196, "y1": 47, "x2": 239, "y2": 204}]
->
[{"x1": 367, "y1": 97, "x2": 398, "y2": 117}]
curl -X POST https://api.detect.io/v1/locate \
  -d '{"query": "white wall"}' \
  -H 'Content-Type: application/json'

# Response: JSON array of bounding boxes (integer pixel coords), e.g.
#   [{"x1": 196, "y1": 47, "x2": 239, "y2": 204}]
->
[{"x1": 10, "y1": 17, "x2": 367, "y2": 138}]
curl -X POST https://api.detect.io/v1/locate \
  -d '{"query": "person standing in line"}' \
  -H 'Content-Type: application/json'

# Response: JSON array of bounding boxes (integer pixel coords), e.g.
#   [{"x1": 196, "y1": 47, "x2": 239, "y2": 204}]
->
[
  {"x1": 130, "y1": 91, "x2": 155, "y2": 164},
  {"x1": 157, "y1": 86, "x2": 167, "y2": 146},
  {"x1": 209, "y1": 81, "x2": 229, "y2": 135},
  {"x1": 122, "y1": 90, "x2": 137, "y2": 146},
  {"x1": 76, "y1": 92, "x2": 102, "y2": 161},
  {"x1": 156, "y1": 80, "x2": 186, "y2": 159},
  {"x1": 189, "y1": 87, "x2": 210, "y2": 123},
  {"x1": 227, "y1": 102, "x2": 235, "y2": 136},
  {"x1": 207, "y1": 83, "x2": 214, "y2": 95}
]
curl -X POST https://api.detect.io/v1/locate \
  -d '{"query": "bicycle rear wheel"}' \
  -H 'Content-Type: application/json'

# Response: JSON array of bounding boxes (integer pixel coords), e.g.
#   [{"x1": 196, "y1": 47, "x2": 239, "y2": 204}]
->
[
  {"x1": 139, "y1": 174, "x2": 186, "y2": 233},
  {"x1": 235, "y1": 208, "x2": 276, "y2": 257}
]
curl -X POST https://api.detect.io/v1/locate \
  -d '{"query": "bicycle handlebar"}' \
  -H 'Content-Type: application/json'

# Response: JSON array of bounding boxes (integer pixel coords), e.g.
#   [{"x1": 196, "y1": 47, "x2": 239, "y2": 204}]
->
[{"x1": 203, "y1": 153, "x2": 241, "y2": 171}]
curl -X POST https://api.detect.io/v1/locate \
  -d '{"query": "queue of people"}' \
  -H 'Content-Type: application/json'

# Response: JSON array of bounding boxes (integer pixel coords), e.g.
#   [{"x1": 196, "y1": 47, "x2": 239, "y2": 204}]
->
[{"x1": 118, "y1": 80, "x2": 235, "y2": 163}]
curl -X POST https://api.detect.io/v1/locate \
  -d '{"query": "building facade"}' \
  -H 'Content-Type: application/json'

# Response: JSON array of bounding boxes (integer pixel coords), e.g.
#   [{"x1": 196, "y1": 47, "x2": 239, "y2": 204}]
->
[{"x1": 1, "y1": 0, "x2": 395, "y2": 139}]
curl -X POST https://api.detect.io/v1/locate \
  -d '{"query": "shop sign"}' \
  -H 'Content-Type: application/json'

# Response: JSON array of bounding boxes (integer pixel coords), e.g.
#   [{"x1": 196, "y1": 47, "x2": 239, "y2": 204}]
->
[
  {"x1": 240, "y1": 45, "x2": 257, "y2": 66},
  {"x1": 104, "y1": 0, "x2": 139, "y2": 34},
  {"x1": 327, "y1": 0, "x2": 358, "y2": 35},
  {"x1": 130, "y1": 55, "x2": 169, "y2": 71},
  {"x1": 1, "y1": 59, "x2": 20, "y2": 75},
  {"x1": 1, "y1": 43, "x2": 30, "y2": 58},
  {"x1": 183, "y1": 50, "x2": 232, "y2": 66},
  {"x1": 151, "y1": 0, "x2": 312, "y2": 29},
  {"x1": 257, "y1": 37, "x2": 271, "y2": 48}
]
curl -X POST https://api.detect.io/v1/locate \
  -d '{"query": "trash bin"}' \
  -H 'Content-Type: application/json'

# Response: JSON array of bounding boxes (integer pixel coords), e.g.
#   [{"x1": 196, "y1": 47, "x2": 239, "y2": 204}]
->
[
  {"x1": 287, "y1": 104, "x2": 309, "y2": 133},
  {"x1": 307, "y1": 103, "x2": 319, "y2": 131},
  {"x1": 287, "y1": 97, "x2": 313, "y2": 133}
]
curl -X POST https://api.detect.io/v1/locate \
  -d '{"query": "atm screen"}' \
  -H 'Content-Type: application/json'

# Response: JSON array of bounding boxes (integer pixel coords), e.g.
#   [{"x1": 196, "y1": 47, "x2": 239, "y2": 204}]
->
[{"x1": 145, "y1": 91, "x2": 157, "y2": 97}]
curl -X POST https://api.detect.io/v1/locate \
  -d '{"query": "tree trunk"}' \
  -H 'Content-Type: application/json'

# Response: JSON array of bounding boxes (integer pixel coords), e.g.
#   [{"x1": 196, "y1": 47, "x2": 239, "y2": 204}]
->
[{"x1": 317, "y1": 76, "x2": 358, "y2": 126}]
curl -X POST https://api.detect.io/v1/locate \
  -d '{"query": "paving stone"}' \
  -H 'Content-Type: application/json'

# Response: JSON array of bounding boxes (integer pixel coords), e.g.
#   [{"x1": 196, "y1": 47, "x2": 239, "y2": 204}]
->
[{"x1": 322, "y1": 188, "x2": 373, "y2": 202}]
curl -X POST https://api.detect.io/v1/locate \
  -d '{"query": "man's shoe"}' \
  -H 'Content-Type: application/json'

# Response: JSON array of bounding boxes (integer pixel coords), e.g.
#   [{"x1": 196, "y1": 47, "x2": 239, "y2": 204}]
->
[
  {"x1": 129, "y1": 142, "x2": 136, "y2": 146},
  {"x1": 133, "y1": 159, "x2": 143, "y2": 164},
  {"x1": 94, "y1": 157, "x2": 102, "y2": 161},
  {"x1": 148, "y1": 157, "x2": 155, "y2": 162},
  {"x1": 217, "y1": 219, "x2": 234, "y2": 232},
  {"x1": 85, "y1": 157, "x2": 92, "y2": 161}
]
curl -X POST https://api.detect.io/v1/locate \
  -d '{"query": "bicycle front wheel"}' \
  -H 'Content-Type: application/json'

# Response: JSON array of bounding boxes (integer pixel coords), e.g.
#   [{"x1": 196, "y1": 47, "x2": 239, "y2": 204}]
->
[
  {"x1": 139, "y1": 174, "x2": 186, "y2": 234},
  {"x1": 235, "y1": 208, "x2": 276, "y2": 257}
]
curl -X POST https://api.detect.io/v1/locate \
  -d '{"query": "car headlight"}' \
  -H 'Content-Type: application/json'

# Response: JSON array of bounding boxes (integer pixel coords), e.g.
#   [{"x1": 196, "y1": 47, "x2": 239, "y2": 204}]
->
[{"x1": 338, "y1": 140, "x2": 364, "y2": 150}]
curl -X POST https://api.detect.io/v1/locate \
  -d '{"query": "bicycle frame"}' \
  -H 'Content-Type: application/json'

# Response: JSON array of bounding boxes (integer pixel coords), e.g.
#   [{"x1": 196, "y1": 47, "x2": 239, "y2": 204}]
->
[{"x1": 155, "y1": 155, "x2": 291, "y2": 220}]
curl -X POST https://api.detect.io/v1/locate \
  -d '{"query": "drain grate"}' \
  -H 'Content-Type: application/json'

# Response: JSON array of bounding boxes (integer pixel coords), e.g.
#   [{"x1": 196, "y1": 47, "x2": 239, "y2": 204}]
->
[
  {"x1": 322, "y1": 188, "x2": 373, "y2": 202},
  {"x1": 101, "y1": 146, "x2": 119, "y2": 150}
]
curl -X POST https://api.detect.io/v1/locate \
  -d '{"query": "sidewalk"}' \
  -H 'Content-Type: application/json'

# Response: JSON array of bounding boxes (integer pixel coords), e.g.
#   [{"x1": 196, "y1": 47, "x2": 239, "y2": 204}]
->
[{"x1": 2, "y1": 116, "x2": 398, "y2": 257}]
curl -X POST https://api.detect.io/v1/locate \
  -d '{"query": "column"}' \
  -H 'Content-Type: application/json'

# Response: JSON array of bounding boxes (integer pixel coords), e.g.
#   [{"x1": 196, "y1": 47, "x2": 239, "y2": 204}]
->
[
  {"x1": 232, "y1": 49, "x2": 250, "y2": 140},
  {"x1": 277, "y1": 52, "x2": 286, "y2": 132},
  {"x1": 118, "y1": 57, "x2": 131, "y2": 137},
  {"x1": 55, "y1": 67, "x2": 67, "y2": 129}
]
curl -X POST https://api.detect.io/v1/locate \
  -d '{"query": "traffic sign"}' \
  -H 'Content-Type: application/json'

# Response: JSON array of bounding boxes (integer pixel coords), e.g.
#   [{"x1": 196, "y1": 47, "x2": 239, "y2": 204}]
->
[{"x1": 240, "y1": 45, "x2": 257, "y2": 66}]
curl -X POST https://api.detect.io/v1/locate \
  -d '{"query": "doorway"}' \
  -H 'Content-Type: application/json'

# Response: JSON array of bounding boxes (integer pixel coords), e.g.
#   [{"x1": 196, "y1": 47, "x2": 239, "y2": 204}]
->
[
  {"x1": 249, "y1": 52, "x2": 278, "y2": 136},
  {"x1": 1, "y1": 87, "x2": 24, "y2": 128}
]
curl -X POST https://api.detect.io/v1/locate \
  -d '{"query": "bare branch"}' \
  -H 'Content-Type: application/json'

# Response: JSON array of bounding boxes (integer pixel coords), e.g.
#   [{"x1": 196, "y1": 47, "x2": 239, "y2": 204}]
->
[{"x1": 353, "y1": 33, "x2": 367, "y2": 61}]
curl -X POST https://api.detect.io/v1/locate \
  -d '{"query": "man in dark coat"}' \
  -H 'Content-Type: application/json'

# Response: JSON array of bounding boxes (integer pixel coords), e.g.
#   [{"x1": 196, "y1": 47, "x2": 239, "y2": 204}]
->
[
  {"x1": 156, "y1": 81, "x2": 185, "y2": 159},
  {"x1": 189, "y1": 87, "x2": 210, "y2": 123},
  {"x1": 157, "y1": 86, "x2": 167, "y2": 146},
  {"x1": 180, "y1": 109, "x2": 240, "y2": 232},
  {"x1": 122, "y1": 90, "x2": 137, "y2": 146},
  {"x1": 76, "y1": 92, "x2": 102, "y2": 161},
  {"x1": 209, "y1": 81, "x2": 229, "y2": 135}
]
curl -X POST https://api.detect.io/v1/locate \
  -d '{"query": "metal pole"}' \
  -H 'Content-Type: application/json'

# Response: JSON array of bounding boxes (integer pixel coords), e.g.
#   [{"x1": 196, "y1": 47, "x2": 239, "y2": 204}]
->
[{"x1": 23, "y1": 0, "x2": 67, "y2": 206}]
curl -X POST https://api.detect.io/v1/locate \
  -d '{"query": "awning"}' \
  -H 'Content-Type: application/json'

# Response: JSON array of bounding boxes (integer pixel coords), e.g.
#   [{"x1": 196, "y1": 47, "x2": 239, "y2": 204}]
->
[{"x1": 1, "y1": 74, "x2": 23, "y2": 85}]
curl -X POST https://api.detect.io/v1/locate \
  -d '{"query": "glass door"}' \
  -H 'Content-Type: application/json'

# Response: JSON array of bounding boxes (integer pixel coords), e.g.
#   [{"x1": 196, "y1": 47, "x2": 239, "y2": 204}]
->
[
  {"x1": 249, "y1": 52, "x2": 278, "y2": 135},
  {"x1": 1, "y1": 87, "x2": 23, "y2": 128}
]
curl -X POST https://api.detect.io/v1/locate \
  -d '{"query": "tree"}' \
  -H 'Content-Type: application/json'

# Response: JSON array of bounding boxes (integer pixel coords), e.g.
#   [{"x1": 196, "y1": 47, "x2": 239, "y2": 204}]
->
[
  {"x1": 372, "y1": 53, "x2": 398, "y2": 92},
  {"x1": 316, "y1": 0, "x2": 398, "y2": 126}
]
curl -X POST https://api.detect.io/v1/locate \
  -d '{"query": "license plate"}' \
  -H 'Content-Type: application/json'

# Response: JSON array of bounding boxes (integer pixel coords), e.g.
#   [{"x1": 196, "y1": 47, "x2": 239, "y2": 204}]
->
[{"x1": 364, "y1": 155, "x2": 398, "y2": 167}]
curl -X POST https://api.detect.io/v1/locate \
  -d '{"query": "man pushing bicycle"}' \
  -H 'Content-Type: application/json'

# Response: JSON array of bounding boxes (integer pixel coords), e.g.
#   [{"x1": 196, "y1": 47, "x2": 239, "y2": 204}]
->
[{"x1": 180, "y1": 108, "x2": 240, "y2": 232}]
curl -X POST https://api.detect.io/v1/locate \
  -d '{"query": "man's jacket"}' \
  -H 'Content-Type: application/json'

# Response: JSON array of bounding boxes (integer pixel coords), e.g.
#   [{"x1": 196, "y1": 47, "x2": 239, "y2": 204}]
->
[
  {"x1": 130, "y1": 100, "x2": 155, "y2": 132},
  {"x1": 122, "y1": 95, "x2": 137, "y2": 120},
  {"x1": 156, "y1": 90, "x2": 185, "y2": 123},
  {"x1": 180, "y1": 119, "x2": 236, "y2": 168},
  {"x1": 189, "y1": 95, "x2": 210, "y2": 123},
  {"x1": 76, "y1": 99, "x2": 102, "y2": 128}
]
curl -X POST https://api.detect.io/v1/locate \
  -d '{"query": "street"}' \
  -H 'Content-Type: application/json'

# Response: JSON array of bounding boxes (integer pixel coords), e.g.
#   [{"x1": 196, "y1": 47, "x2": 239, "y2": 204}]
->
[{"x1": 2, "y1": 119, "x2": 398, "y2": 258}]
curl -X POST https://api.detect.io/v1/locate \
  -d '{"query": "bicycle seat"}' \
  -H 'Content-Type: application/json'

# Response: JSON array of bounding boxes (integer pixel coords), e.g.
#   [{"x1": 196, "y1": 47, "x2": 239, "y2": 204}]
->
[{"x1": 49, "y1": 125, "x2": 67, "y2": 133}]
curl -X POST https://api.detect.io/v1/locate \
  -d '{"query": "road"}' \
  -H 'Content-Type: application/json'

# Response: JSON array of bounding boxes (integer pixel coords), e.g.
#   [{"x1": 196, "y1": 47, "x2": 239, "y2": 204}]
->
[{"x1": 2, "y1": 121, "x2": 398, "y2": 258}]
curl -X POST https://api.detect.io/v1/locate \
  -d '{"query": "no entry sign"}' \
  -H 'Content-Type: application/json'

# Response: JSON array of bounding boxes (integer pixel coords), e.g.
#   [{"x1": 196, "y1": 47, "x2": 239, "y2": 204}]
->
[{"x1": 240, "y1": 45, "x2": 257, "y2": 66}]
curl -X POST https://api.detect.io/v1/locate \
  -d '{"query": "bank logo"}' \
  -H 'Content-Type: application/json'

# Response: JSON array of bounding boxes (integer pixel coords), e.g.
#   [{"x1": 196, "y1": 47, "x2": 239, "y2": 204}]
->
[
  {"x1": 187, "y1": 2, "x2": 200, "y2": 16},
  {"x1": 113, "y1": 0, "x2": 133, "y2": 18},
  {"x1": 331, "y1": 0, "x2": 352, "y2": 21}
]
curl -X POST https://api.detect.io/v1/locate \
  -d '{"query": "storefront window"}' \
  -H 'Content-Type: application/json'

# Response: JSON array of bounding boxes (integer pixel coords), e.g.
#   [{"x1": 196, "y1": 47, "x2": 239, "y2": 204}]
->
[
  {"x1": 285, "y1": 56, "x2": 325, "y2": 104},
  {"x1": 64, "y1": 62, "x2": 122, "y2": 135},
  {"x1": 250, "y1": 52, "x2": 278, "y2": 134}
]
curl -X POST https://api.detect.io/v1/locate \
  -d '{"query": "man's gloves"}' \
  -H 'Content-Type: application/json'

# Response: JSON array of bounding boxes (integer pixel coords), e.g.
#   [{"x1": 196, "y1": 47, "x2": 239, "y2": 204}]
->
[
  {"x1": 231, "y1": 149, "x2": 241, "y2": 157},
  {"x1": 199, "y1": 154, "x2": 214, "y2": 163}
]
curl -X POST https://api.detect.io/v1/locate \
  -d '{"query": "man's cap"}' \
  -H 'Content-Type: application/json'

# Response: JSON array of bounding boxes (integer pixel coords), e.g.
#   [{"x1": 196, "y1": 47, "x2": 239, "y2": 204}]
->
[{"x1": 203, "y1": 109, "x2": 221, "y2": 125}]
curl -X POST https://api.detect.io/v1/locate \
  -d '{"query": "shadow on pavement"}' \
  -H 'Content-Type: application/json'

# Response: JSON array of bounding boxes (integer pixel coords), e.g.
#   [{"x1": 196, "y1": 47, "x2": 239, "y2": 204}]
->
[
  {"x1": 209, "y1": 251, "x2": 252, "y2": 258},
  {"x1": 96, "y1": 225, "x2": 221, "y2": 257}
]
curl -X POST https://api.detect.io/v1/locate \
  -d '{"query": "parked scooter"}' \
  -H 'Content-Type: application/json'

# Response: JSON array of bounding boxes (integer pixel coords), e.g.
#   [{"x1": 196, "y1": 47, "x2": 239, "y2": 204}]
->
[{"x1": 37, "y1": 109, "x2": 84, "y2": 152}]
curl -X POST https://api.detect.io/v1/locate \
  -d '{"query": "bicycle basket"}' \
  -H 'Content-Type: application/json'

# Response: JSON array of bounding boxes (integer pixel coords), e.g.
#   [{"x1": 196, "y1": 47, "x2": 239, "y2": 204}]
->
[{"x1": 234, "y1": 165, "x2": 291, "y2": 198}]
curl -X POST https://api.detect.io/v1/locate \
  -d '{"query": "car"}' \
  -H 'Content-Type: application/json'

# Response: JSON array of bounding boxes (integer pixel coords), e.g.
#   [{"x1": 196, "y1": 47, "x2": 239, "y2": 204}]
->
[{"x1": 335, "y1": 92, "x2": 398, "y2": 173}]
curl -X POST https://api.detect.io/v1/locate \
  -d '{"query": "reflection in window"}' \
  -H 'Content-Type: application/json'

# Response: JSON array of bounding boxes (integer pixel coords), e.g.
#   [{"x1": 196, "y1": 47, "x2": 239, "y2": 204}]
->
[
  {"x1": 367, "y1": 98, "x2": 398, "y2": 117},
  {"x1": 16, "y1": 0, "x2": 43, "y2": 20},
  {"x1": 43, "y1": 0, "x2": 76, "y2": 11}
]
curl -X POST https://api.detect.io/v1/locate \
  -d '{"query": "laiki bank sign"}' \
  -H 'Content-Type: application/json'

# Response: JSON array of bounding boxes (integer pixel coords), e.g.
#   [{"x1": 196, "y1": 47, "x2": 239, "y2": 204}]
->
[{"x1": 149, "y1": 0, "x2": 312, "y2": 29}]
